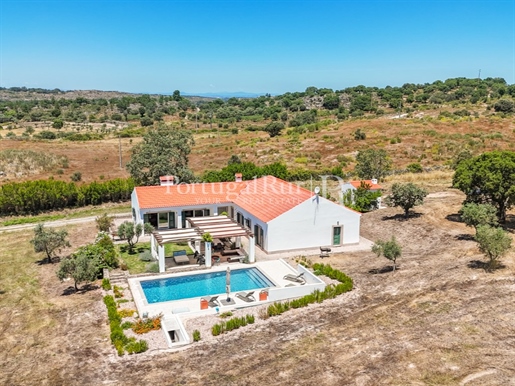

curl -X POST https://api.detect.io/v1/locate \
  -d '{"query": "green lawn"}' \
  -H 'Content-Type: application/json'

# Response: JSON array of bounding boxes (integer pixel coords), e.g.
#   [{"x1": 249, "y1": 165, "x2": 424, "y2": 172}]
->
[{"x1": 118, "y1": 241, "x2": 194, "y2": 274}]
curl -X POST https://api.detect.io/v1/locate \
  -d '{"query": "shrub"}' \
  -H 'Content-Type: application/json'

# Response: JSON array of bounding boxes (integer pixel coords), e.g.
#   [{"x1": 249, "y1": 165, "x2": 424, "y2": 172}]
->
[
  {"x1": 118, "y1": 309, "x2": 136, "y2": 318},
  {"x1": 139, "y1": 250, "x2": 153, "y2": 261},
  {"x1": 192, "y1": 330, "x2": 201, "y2": 342},
  {"x1": 71, "y1": 172, "x2": 82, "y2": 182},
  {"x1": 146, "y1": 262, "x2": 159, "y2": 273},
  {"x1": 121, "y1": 321, "x2": 133, "y2": 330},
  {"x1": 113, "y1": 285, "x2": 124, "y2": 298},
  {"x1": 219, "y1": 311, "x2": 233, "y2": 319},
  {"x1": 101, "y1": 278, "x2": 112, "y2": 291},
  {"x1": 211, "y1": 314, "x2": 255, "y2": 336},
  {"x1": 132, "y1": 314, "x2": 162, "y2": 334},
  {"x1": 406, "y1": 162, "x2": 423, "y2": 173},
  {"x1": 125, "y1": 339, "x2": 148, "y2": 354}
]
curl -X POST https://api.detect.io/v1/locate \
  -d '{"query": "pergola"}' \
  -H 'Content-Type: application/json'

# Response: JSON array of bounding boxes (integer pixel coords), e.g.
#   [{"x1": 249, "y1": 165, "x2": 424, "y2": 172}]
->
[{"x1": 150, "y1": 215, "x2": 255, "y2": 273}]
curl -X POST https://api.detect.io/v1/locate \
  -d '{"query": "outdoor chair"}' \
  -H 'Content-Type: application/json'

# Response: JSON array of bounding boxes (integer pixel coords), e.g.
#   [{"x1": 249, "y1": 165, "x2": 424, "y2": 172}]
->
[
  {"x1": 235, "y1": 291, "x2": 255, "y2": 303},
  {"x1": 201, "y1": 295, "x2": 220, "y2": 307},
  {"x1": 283, "y1": 272, "x2": 306, "y2": 284}
]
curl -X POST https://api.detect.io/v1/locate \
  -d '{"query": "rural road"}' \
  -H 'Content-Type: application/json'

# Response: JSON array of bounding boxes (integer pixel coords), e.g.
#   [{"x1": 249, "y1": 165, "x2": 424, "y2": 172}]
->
[{"x1": 0, "y1": 213, "x2": 132, "y2": 233}]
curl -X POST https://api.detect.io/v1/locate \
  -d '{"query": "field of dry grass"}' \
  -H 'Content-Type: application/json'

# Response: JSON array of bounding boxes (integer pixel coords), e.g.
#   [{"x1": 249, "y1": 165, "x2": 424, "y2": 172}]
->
[
  {"x1": 2, "y1": 175, "x2": 515, "y2": 385},
  {"x1": 1, "y1": 115, "x2": 514, "y2": 183}
]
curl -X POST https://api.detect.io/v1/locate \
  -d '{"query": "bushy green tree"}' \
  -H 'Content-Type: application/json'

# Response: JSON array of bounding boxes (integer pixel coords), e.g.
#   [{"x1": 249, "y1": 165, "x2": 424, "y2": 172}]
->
[
  {"x1": 385, "y1": 183, "x2": 428, "y2": 218},
  {"x1": 475, "y1": 225, "x2": 511, "y2": 271},
  {"x1": 96, "y1": 213, "x2": 114, "y2": 233},
  {"x1": 126, "y1": 126, "x2": 195, "y2": 186},
  {"x1": 354, "y1": 149, "x2": 392, "y2": 180},
  {"x1": 264, "y1": 122, "x2": 284, "y2": 137},
  {"x1": 453, "y1": 151, "x2": 515, "y2": 223},
  {"x1": 31, "y1": 223, "x2": 70, "y2": 263},
  {"x1": 372, "y1": 237, "x2": 402, "y2": 271},
  {"x1": 493, "y1": 99, "x2": 515, "y2": 113},
  {"x1": 459, "y1": 203, "x2": 498, "y2": 233},
  {"x1": 56, "y1": 249, "x2": 99, "y2": 291},
  {"x1": 343, "y1": 182, "x2": 381, "y2": 212}
]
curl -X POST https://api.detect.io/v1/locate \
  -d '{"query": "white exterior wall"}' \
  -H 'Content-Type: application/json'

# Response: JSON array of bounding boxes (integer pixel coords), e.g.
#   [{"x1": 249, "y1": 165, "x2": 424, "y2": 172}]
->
[
  {"x1": 131, "y1": 190, "x2": 142, "y2": 224},
  {"x1": 266, "y1": 197, "x2": 361, "y2": 252},
  {"x1": 232, "y1": 207, "x2": 269, "y2": 251}
]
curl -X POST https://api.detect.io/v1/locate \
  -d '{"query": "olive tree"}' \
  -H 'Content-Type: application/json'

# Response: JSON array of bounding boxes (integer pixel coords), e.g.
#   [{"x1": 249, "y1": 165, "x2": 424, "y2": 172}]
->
[
  {"x1": 459, "y1": 203, "x2": 498, "y2": 233},
  {"x1": 31, "y1": 223, "x2": 70, "y2": 264},
  {"x1": 475, "y1": 225, "x2": 511, "y2": 271},
  {"x1": 56, "y1": 248, "x2": 99, "y2": 291},
  {"x1": 371, "y1": 237, "x2": 402, "y2": 272}
]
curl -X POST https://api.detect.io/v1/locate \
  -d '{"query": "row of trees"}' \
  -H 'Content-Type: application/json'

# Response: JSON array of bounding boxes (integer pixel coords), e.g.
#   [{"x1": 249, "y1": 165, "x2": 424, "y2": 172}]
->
[
  {"x1": 0, "y1": 178, "x2": 134, "y2": 215},
  {"x1": 3, "y1": 77, "x2": 515, "y2": 129}
]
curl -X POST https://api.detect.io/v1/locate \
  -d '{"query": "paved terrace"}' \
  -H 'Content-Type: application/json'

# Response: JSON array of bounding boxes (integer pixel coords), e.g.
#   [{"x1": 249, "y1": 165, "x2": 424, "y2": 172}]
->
[{"x1": 128, "y1": 260, "x2": 324, "y2": 319}]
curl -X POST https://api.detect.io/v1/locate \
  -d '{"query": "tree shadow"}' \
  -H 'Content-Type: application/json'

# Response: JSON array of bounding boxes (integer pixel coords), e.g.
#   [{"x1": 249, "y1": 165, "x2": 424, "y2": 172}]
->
[
  {"x1": 368, "y1": 265, "x2": 397, "y2": 274},
  {"x1": 0, "y1": 289, "x2": 6, "y2": 295},
  {"x1": 119, "y1": 244, "x2": 146, "y2": 255},
  {"x1": 381, "y1": 212, "x2": 422, "y2": 221},
  {"x1": 467, "y1": 260, "x2": 506, "y2": 272},
  {"x1": 35, "y1": 256, "x2": 62, "y2": 265},
  {"x1": 445, "y1": 213, "x2": 462, "y2": 223},
  {"x1": 455, "y1": 234, "x2": 475, "y2": 241},
  {"x1": 502, "y1": 215, "x2": 515, "y2": 232},
  {"x1": 61, "y1": 283, "x2": 99, "y2": 296}
]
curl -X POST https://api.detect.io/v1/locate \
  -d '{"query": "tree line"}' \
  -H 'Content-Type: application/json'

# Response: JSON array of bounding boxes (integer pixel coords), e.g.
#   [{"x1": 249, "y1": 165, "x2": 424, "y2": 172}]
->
[{"x1": 0, "y1": 178, "x2": 134, "y2": 215}]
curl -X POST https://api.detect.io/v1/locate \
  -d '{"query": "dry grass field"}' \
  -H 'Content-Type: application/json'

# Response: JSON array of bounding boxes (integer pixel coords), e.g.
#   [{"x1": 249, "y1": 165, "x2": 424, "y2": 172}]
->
[
  {"x1": 2, "y1": 175, "x2": 515, "y2": 385},
  {"x1": 1, "y1": 115, "x2": 515, "y2": 183}
]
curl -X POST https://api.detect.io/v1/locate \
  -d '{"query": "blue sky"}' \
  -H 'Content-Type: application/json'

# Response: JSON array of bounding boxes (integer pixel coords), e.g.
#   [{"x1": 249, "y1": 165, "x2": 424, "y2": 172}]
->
[{"x1": 1, "y1": 0, "x2": 514, "y2": 94}]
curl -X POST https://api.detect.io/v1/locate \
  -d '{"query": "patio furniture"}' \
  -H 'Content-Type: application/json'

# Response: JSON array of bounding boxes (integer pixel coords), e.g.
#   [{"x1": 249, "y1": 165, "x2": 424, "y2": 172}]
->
[
  {"x1": 173, "y1": 250, "x2": 190, "y2": 265},
  {"x1": 235, "y1": 291, "x2": 255, "y2": 302},
  {"x1": 227, "y1": 255, "x2": 244, "y2": 263},
  {"x1": 283, "y1": 272, "x2": 305, "y2": 284},
  {"x1": 201, "y1": 295, "x2": 220, "y2": 307},
  {"x1": 320, "y1": 246, "x2": 331, "y2": 258}
]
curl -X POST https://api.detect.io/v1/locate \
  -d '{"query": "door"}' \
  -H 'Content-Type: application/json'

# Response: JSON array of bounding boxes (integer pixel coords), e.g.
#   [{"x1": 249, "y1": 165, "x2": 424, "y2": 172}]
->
[
  {"x1": 158, "y1": 213, "x2": 169, "y2": 229},
  {"x1": 332, "y1": 226, "x2": 343, "y2": 246}
]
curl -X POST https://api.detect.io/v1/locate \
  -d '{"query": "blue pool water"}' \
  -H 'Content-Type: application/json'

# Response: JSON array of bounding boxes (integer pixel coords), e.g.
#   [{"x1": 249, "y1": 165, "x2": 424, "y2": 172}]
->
[{"x1": 141, "y1": 267, "x2": 275, "y2": 304}]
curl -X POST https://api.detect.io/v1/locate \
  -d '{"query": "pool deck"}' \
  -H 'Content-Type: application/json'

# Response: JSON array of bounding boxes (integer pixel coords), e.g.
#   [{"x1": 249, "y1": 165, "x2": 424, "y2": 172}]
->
[{"x1": 128, "y1": 259, "x2": 325, "y2": 319}]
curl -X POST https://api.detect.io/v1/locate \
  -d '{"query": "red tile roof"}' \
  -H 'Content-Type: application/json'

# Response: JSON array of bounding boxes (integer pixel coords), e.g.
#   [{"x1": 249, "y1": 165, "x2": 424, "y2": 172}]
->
[
  {"x1": 349, "y1": 180, "x2": 382, "y2": 190},
  {"x1": 233, "y1": 176, "x2": 314, "y2": 222},
  {"x1": 135, "y1": 176, "x2": 315, "y2": 223}
]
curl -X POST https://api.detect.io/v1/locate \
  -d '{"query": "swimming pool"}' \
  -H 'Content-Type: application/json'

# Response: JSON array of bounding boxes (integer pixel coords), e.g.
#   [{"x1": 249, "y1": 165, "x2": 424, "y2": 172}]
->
[{"x1": 141, "y1": 267, "x2": 275, "y2": 304}]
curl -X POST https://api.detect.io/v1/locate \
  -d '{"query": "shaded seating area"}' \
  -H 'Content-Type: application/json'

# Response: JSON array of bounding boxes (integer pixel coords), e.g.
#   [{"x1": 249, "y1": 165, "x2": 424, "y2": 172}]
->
[
  {"x1": 172, "y1": 250, "x2": 190, "y2": 265},
  {"x1": 151, "y1": 215, "x2": 256, "y2": 273}
]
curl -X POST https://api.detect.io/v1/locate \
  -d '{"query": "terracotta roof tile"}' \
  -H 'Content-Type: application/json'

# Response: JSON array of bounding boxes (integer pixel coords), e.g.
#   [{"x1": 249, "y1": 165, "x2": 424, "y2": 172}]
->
[
  {"x1": 349, "y1": 180, "x2": 382, "y2": 190},
  {"x1": 135, "y1": 176, "x2": 316, "y2": 222}
]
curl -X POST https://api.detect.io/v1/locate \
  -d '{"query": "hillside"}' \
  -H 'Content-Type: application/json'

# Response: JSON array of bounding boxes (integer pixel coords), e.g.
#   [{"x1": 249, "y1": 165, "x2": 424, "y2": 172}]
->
[{"x1": 0, "y1": 77, "x2": 514, "y2": 183}]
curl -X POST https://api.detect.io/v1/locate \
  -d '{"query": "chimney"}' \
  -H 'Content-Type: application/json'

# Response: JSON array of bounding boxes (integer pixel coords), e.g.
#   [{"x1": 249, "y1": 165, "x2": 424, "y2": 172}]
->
[
  {"x1": 160, "y1": 176, "x2": 175, "y2": 186},
  {"x1": 371, "y1": 178, "x2": 378, "y2": 185},
  {"x1": 235, "y1": 173, "x2": 242, "y2": 182}
]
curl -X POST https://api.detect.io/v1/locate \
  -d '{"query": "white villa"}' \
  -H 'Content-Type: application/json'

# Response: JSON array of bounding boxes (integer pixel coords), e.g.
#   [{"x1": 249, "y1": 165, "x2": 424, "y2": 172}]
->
[{"x1": 131, "y1": 175, "x2": 361, "y2": 271}]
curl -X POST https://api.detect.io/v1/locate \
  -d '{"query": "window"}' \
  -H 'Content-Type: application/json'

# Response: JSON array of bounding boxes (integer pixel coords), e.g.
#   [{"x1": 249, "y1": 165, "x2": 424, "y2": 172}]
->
[
  {"x1": 217, "y1": 206, "x2": 229, "y2": 215},
  {"x1": 237, "y1": 212, "x2": 244, "y2": 225},
  {"x1": 254, "y1": 224, "x2": 264, "y2": 247},
  {"x1": 182, "y1": 209, "x2": 210, "y2": 228},
  {"x1": 245, "y1": 218, "x2": 251, "y2": 229},
  {"x1": 230, "y1": 207, "x2": 235, "y2": 219}
]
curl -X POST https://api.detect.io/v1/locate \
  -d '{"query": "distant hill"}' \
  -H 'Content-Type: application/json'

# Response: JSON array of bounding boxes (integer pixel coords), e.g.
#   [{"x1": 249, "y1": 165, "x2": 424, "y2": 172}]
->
[{"x1": 181, "y1": 91, "x2": 268, "y2": 99}]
